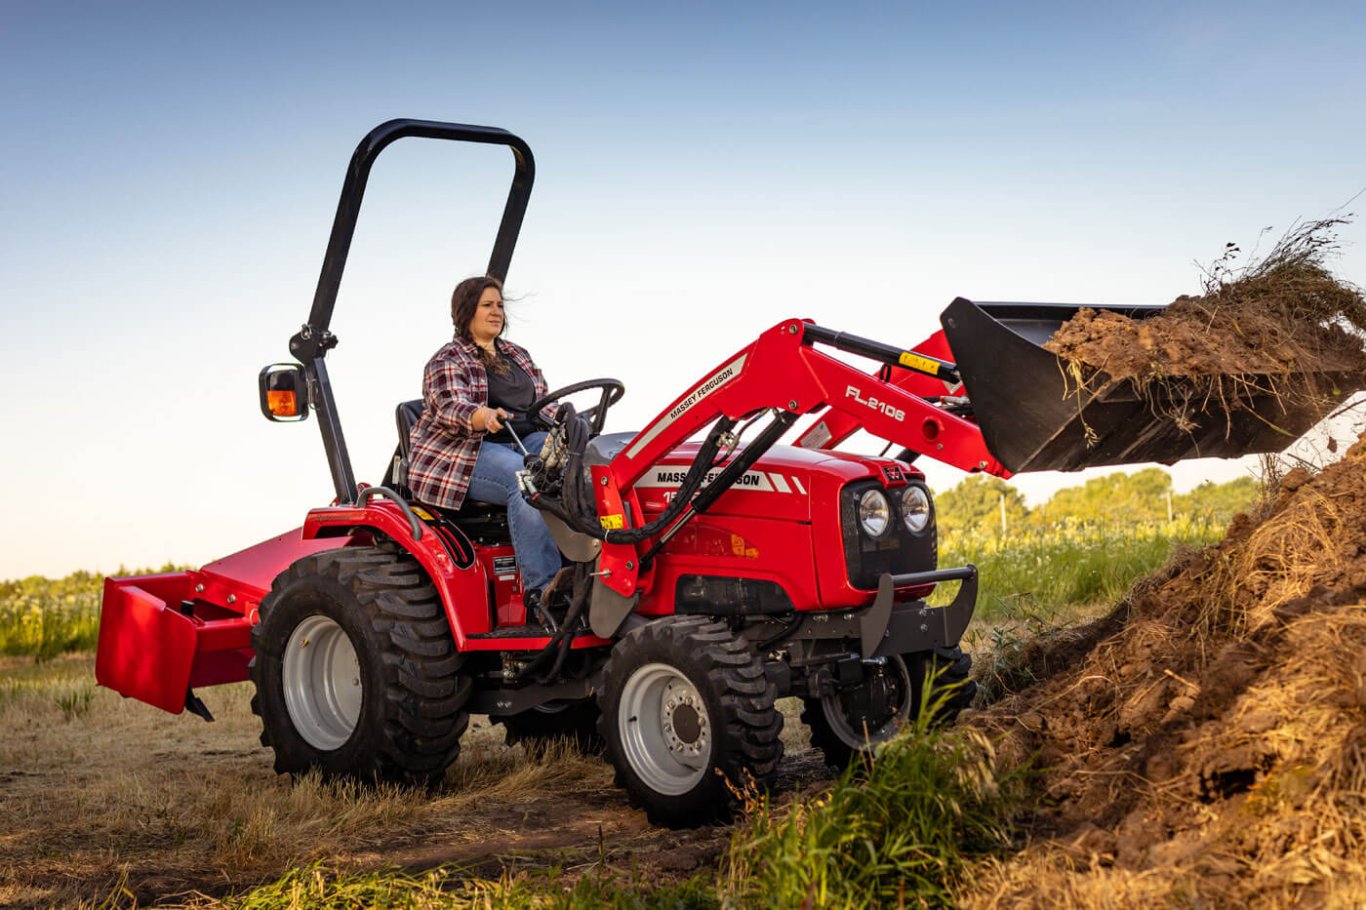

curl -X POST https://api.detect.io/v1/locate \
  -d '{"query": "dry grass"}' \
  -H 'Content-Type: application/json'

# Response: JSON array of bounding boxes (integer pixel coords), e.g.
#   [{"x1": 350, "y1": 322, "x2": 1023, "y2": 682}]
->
[
  {"x1": 0, "y1": 661, "x2": 834, "y2": 908},
  {"x1": 956, "y1": 434, "x2": 1366, "y2": 909},
  {"x1": 1, "y1": 667, "x2": 430, "y2": 906}
]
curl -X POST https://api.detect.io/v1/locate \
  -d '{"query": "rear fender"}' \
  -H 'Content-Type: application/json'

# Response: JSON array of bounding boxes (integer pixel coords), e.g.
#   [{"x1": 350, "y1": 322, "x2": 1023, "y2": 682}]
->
[{"x1": 302, "y1": 502, "x2": 491, "y2": 642}]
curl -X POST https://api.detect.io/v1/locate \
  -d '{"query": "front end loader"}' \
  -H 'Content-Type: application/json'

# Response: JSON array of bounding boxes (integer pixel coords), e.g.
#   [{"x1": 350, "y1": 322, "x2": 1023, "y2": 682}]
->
[{"x1": 95, "y1": 119, "x2": 1363, "y2": 827}]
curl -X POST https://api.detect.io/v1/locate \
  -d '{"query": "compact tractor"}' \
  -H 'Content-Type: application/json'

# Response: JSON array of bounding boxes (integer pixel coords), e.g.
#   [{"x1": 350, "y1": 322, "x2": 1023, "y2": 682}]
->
[{"x1": 96, "y1": 121, "x2": 1349, "y2": 826}]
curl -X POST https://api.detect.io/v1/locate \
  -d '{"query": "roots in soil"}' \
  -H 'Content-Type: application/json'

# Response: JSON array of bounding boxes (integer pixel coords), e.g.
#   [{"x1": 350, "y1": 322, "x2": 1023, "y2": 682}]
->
[
  {"x1": 1044, "y1": 218, "x2": 1366, "y2": 441},
  {"x1": 959, "y1": 430, "x2": 1366, "y2": 908}
]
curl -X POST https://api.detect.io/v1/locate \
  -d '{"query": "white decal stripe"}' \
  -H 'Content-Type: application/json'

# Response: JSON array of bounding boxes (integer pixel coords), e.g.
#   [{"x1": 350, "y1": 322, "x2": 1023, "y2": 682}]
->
[
  {"x1": 624, "y1": 353, "x2": 748, "y2": 461},
  {"x1": 770, "y1": 473, "x2": 791, "y2": 493},
  {"x1": 636, "y1": 467, "x2": 776, "y2": 492},
  {"x1": 792, "y1": 476, "x2": 807, "y2": 495}
]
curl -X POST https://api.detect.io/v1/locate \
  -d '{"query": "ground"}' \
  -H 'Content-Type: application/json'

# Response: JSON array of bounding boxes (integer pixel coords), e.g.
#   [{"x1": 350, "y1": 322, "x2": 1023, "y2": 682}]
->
[{"x1": 0, "y1": 664, "x2": 830, "y2": 908}]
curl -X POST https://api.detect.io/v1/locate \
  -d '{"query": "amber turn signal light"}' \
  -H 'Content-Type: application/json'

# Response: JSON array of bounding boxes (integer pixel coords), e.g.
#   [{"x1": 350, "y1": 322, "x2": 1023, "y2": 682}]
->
[
  {"x1": 259, "y1": 363, "x2": 309, "y2": 423},
  {"x1": 267, "y1": 390, "x2": 299, "y2": 417}
]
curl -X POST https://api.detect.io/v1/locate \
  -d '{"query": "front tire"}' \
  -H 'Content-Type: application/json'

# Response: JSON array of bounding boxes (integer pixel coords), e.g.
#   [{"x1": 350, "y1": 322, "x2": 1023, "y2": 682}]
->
[
  {"x1": 597, "y1": 616, "x2": 782, "y2": 827},
  {"x1": 803, "y1": 645, "x2": 976, "y2": 768},
  {"x1": 249, "y1": 545, "x2": 470, "y2": 785}
]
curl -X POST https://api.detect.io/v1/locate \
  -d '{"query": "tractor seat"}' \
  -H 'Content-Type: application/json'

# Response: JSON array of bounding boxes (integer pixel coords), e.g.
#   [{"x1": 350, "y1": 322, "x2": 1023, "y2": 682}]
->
[{"x1": 389, "y1": 399, "x2": 508, "y2": 530}]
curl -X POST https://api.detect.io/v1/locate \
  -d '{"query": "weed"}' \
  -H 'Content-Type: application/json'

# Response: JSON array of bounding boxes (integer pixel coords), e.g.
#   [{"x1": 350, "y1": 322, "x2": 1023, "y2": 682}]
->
[
  {"x1": 54, "y1": 684, "x2": 95, "y2": 721},
  {"x1": 0, "y1": 565, "x2": 182, "y2": 660},
  {"x1": 722, "y1": 685, "x2": 1019, "y2": 909},
  {"x1": 132, "y1": 862, "x2": 720, "y2": 909}
]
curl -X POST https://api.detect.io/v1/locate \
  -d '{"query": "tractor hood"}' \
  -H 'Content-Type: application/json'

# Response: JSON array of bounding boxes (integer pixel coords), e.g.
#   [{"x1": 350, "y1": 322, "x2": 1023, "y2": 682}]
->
[{"x1": 637, "y1": 443, "x2": 921, "y2": 521}]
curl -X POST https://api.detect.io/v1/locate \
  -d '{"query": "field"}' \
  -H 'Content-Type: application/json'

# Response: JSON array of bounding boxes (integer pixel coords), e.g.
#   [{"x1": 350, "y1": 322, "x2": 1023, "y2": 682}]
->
[{"x1": 0, "y1": 508, "x2": 1233, "y2": 908}]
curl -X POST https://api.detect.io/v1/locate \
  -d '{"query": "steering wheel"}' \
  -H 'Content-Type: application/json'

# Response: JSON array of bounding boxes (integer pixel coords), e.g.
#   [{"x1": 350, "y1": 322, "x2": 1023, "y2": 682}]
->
[{"x1": 527, "y1": 378, "x2": 625, "y2": 436}]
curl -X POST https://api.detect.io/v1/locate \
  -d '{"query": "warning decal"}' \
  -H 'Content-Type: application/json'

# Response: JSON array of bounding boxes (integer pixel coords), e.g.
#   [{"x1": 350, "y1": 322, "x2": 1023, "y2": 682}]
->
[{"x1": 898, "y1": 351, "x2": 942, "y2": 376}]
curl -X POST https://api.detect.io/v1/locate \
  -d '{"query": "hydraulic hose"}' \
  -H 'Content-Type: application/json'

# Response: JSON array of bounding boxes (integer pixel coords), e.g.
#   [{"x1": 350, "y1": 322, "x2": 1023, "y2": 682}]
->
[
  {"x1": 527, "y1": 404, "x2": 735, "y2": 545},
  {"x1": 514, "y1": 562, "x2": 593, "y2": 684}
]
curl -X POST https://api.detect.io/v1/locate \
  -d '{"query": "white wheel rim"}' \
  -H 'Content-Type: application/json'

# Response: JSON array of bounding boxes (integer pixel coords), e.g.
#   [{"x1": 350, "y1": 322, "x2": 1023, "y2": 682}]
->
[
  {"x1": 283, "y1": 614, "x2": 362, "y2": 751},
  {"x1": 819, "y1": 655, "x2": 912, "y2": 750},
  {"x1": 618, "y1": 663, "x2": 711, "y2": 796}
]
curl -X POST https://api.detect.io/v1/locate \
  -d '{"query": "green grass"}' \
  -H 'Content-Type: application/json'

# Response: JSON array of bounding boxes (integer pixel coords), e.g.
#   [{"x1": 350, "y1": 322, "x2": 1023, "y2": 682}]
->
[
  {"x1": 90, "y1": 864, "x2": 719, "y2": 909},
  {"x1": 0, "y1": 570, "x2": 105, "y2": 659},
  {"x1": 0, "y1": 565, "x2": 180, "y2": 660},
  {"x1": 722, "y1": 688, "x2": 1018, "y2": 909},
  {"x1": 3, "y1": 522, "x2": 1217, "y2": 660},
  {"x1": 940, "y1": 518, "x2": 1227, "y2": 623}
]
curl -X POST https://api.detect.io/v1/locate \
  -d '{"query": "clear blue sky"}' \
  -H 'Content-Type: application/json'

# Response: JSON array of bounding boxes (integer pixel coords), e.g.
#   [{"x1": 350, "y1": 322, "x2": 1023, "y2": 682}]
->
[{"x1": 2, "y1": 1, "x2": 1364, "y2": 578}]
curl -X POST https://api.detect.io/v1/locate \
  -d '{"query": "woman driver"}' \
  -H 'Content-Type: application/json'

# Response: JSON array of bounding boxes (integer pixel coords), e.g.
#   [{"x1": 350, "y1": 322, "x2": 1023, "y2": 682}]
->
[{"x1": 408, "y1": 276, "x2": 562, "y2": 614}]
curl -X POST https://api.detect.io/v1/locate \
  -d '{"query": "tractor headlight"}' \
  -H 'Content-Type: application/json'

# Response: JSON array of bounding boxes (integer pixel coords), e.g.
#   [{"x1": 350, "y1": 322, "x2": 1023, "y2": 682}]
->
[
  {"x1": 857, "y1": 489, "x2": 891, "y2": 538},
  {"x1": 900, "y1": 485, "x2": 932, "y2": 534}
]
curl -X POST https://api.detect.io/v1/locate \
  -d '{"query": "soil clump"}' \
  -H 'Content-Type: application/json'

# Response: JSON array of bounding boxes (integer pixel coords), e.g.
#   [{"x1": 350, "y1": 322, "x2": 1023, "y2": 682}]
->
[
  {"x1": 959, "y1": 430, "x2": 1366, "y2": 908},
  {"x1": 1044, "y1": 220, "x2": 1366, "y2": 432}
]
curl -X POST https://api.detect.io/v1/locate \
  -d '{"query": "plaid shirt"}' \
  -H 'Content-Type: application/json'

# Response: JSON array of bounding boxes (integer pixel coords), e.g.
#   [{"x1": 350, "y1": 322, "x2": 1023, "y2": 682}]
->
[{"x1": 408, "y1": 334, "x2": 549, "y2": 510}]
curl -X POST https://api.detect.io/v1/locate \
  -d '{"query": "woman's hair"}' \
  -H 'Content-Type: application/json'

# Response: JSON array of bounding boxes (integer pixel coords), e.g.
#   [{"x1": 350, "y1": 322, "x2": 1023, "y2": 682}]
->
[{"x1": 450, "y1": 275, "x2": 510, "y2": 374}]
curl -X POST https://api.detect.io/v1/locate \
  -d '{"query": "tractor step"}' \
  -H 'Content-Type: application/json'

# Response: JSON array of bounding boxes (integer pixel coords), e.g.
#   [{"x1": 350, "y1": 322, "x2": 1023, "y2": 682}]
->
[
  {"x1": 461, "y1": 624, "x2": 611, "y2": 653},
  {"x1": 469, "y1": 624, "x2": 556, "y2": 639}
]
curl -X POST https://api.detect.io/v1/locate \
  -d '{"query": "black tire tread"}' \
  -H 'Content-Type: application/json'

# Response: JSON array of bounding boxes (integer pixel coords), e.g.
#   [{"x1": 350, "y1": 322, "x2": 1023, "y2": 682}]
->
[
  {"x1": 802, "y1": 645, "x2": 976, "y2": 769},
  {"x1": 598, "y1": 616, "x2": 783, "y2": 826},
  {"x1": 248, "y1": 542, "x2": 470, "y2": 786}
]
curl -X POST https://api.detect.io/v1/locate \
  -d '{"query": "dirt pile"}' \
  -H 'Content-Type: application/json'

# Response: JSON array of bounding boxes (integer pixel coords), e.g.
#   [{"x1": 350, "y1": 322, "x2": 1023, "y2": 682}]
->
[
  {"x1": 960, "y1": 431, "x2": 1366, "y2": 908},
  {"x1": 1045, "y1": 220, "x2": 1366, "y2": 428}
]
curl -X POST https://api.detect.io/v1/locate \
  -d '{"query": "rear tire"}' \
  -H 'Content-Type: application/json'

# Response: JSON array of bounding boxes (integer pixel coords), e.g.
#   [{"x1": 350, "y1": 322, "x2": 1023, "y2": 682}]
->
[
  {"x1": 802, "y1": 645, "x2": 976, "y2": 769},
  {"x1": 598, "y1": 616, "x2": 782, "y2": 827},
  {"x1": 497, "y1": 699, "x2": 604, "y2": 754},
  {"x1": 249, "y1": 545, "x2": 470, "y2": 786}
]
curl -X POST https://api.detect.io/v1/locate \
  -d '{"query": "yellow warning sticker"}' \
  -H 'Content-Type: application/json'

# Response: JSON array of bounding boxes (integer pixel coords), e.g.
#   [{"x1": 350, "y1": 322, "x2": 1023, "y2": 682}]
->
[
  {"x1": 411, "y1": 507, "x2": 434, "y2": 521},
  {"x1": 730, "y1": 534, "x2": 759, "y2": 559},
  {"x1": 898, "y1": 352, "x2": 941, "y2": 375},
  {"x1": 599, "y1": 514, "x2": 625, "y2": 530}
]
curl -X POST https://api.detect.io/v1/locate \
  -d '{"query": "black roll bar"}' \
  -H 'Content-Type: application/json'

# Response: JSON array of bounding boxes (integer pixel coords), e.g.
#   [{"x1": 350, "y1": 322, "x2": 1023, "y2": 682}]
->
[{"x1": 288, "y1": 119, "x2": 536, "y2": 504}]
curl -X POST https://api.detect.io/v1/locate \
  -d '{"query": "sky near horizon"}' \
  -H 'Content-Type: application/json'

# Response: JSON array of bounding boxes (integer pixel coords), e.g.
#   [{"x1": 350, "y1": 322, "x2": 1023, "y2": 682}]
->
[{"x1": 2, "y1": 1, "x2": 1364, "y2": 579}]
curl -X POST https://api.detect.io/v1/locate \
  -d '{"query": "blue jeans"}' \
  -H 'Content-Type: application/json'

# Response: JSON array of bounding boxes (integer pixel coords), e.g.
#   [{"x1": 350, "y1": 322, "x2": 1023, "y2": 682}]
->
[{"x1": 467, "y1": 431, "x2": 561, "y2": 592}]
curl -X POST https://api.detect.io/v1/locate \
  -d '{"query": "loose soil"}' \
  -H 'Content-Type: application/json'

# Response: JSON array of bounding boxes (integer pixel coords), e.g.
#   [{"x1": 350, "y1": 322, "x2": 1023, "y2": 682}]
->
[
  {"x1": 959, "y1": 431, "x2": 1366, "y2": 908},
  {"x1": 1044, "y1": 222, "x2": 1366, "y2": 428}
]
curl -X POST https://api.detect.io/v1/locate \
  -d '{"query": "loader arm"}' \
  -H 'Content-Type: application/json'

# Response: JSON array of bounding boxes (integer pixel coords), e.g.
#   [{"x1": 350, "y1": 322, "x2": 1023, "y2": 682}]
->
[
  {"x1": 789, "y1": 325, "x2": 1015, "y2": 474},
  {"x1": 587, "y1": 318, "x2": 1006, "y2": 602},
  {"x1": 607, "y1": 319, "x2": 1004, "y2": 492}
]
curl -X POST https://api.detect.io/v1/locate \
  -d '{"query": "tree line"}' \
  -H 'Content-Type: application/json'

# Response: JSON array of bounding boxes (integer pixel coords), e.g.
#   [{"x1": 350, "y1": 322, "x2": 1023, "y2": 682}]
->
[{"x1": 934, "y1": 468, "x2": 1259, "y2": 537}]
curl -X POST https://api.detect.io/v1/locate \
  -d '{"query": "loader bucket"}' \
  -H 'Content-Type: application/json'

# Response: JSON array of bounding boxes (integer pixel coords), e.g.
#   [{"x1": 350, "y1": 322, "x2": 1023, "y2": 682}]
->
[{"x1": 940, "y1": 297, "x2": 1364, "y2": 474}]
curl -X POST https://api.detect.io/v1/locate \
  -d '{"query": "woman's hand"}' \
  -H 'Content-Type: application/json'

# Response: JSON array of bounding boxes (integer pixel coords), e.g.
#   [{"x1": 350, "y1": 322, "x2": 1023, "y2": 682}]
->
[{"x1": 477, "y1": 406, "x2": 510, "y2": 433}]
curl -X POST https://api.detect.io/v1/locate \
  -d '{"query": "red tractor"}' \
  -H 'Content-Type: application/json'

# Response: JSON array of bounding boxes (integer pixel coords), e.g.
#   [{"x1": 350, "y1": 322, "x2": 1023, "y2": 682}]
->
[{"x1": 96, "y1": 121, "x2": 1352, "y2": 826}]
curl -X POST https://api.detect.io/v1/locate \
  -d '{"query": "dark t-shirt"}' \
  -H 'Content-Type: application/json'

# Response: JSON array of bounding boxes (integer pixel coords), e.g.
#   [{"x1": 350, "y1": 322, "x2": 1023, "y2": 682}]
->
[{"x1": 486, "y1": 357, "x2": 537, "y2": 442}]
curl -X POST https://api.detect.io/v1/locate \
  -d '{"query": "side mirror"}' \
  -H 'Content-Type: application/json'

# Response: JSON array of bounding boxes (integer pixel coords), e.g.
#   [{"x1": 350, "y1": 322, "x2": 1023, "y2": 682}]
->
[{"x1": 259, "y1": 363, "x2": 310, "y2": 422}]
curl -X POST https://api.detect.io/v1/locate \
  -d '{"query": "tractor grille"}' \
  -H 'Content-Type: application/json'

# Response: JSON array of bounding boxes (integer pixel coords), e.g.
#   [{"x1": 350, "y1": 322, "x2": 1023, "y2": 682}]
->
[{"x1": 839, "y1": 479, "x2": 937, "y2": 590}]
